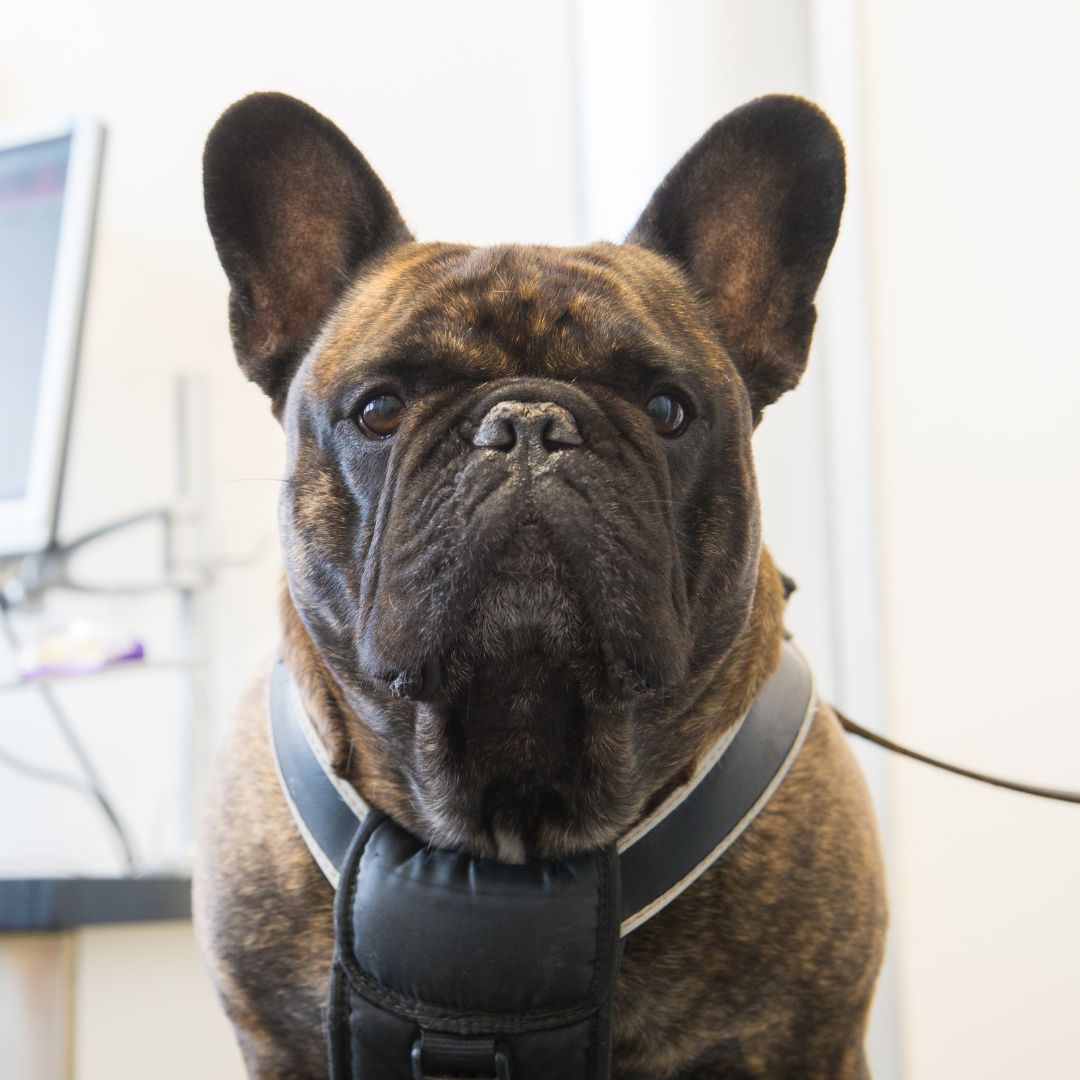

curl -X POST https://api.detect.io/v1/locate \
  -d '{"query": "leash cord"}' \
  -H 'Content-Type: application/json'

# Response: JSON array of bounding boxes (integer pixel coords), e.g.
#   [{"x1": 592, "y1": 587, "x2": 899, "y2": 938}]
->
[{"x1": 837, "y1": 711, "x2": 1080, "y2": 805}]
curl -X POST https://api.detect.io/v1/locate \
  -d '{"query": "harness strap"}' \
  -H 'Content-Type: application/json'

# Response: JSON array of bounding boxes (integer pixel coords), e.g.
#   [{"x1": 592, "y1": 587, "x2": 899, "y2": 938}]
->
[
  {"x1": 411, "y1": 1031, "x2": 510, "y2": 1080},
  {"x1": 269, "y1": 637, "x2": 816, "y2": 936}
]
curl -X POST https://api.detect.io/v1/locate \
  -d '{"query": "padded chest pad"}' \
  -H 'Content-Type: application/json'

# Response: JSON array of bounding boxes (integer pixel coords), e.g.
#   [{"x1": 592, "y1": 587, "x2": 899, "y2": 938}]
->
[{"x1": 327, "y1": 813, "x2": 623, "y2": 1080}]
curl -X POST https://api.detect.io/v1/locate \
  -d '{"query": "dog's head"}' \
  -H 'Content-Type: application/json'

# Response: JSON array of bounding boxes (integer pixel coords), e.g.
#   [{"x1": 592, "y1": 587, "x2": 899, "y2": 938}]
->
[{"x1": 204, "y1": 93, "x2": 844, "y2": 859}]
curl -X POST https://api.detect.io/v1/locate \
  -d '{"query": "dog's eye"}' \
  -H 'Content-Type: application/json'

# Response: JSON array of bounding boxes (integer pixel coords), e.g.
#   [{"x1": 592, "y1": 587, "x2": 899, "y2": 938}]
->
[
  {"x1": 645, "y1": 393, "x2": 689, "y2": 437},
  {"x1": 357, "y1": 394, "x2": 405, "y2": 438}
]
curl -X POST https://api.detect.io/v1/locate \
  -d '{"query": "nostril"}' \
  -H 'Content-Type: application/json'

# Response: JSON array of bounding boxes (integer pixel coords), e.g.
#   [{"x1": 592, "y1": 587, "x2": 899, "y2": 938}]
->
[
  {"x1": 472, "y1": 415, "x2": 517, "y2": 451},
  {"x1": 541, "y1": 416, "x2": 584, "y2": 451}
]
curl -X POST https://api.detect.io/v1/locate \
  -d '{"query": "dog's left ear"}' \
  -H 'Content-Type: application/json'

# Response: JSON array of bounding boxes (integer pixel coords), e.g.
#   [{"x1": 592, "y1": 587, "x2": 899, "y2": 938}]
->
[{"x1": 629, "y1": 95, "x2": 845, "y2": 420}]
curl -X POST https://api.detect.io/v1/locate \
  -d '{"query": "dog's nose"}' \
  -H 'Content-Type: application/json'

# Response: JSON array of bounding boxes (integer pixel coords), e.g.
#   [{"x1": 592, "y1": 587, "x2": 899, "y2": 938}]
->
[{"x1": 471, "y1": 400, "x2": 583, "y2": 454}]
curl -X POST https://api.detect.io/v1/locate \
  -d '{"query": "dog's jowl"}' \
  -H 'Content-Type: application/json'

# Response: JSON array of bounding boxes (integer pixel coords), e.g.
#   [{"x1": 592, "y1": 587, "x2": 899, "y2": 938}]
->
[{"x1": 193, "y1": 92, "x2": 887, "y2": 1079}]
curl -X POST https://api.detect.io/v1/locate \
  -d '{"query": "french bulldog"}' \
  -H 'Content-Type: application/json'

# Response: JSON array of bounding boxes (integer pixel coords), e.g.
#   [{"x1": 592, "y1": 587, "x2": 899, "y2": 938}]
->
[{"x1": 193, "y1": 91, "x2": 887, "y2": 1079}]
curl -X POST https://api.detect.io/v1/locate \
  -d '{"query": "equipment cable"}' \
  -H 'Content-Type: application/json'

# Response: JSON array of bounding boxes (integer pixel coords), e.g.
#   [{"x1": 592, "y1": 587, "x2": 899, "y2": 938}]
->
[
  {"x1": 0, "y1": 599, "x2": 139, "y2": 873},
  {"x1": 838, "y1": 709, "x2": 1080, "y2": 805}
]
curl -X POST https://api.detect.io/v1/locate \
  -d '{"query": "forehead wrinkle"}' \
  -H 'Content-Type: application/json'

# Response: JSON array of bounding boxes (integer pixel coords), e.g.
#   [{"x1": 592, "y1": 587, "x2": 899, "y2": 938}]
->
[
  {"x1": 311, "y1": 239, "x2": 727, "y2": 393},
  {"x1": 398, "y1": 327, "x2": 506, "y2": 378},
  {"x1": 384, "y1": 243, "x2": 694, "y2": 346},
  {"x1": 340, "y1": 243, "x2": 474, "y2": 340},
  {"x1": 310, "y1": 243, "x2": 475, "y2": 386},
  {"x1": 581, "y1": 247, "x2": 738, "y2": 384}
]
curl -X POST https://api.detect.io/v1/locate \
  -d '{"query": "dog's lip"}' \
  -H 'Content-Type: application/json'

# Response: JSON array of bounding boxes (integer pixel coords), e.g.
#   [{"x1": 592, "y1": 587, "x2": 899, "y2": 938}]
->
[
  {"x1": 600, "y1": 640, "x2": 654, "y2": 697},
  {"x1": 430, "y1": 639, "x2": 653, "y2": 711},
  {"x1": 366, "y1": 634, "x2": 656, "y2": 711},
  {"x1": 380, "y1": 654, "x2": 443, "y2": 701}
]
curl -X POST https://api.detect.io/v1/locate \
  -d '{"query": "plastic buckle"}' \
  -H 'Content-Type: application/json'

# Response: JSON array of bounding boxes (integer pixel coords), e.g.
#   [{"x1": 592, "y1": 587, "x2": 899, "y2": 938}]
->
[{"x1": 410, "y1": 1038, "x2": 511, "y2": 1080}]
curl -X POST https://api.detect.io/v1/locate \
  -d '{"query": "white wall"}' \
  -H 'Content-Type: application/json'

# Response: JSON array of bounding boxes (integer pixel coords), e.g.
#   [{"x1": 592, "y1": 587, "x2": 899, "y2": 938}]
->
[{"x1": 862, "y1": 1, "x2": 1080, "y2": 1076}]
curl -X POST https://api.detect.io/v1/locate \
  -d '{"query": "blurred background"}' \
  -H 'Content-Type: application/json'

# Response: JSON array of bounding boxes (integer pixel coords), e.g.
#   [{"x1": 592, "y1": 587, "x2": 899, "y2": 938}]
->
[{"x1": 1, "y1": 1, "x2": 1077, "y2": 1077}]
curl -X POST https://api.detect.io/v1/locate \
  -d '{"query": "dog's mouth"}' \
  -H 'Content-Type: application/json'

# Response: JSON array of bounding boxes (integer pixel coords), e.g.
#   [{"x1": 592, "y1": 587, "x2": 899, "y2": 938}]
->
[{"x1": 377, "y1": 521, "x2": 661, "y2": 709}]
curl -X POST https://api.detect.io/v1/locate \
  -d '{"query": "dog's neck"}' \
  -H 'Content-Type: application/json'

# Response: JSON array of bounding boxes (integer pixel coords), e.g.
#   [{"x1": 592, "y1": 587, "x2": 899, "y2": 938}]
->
[{"x1": 279, "y1": 547, "x2": 788, "y2": 853}]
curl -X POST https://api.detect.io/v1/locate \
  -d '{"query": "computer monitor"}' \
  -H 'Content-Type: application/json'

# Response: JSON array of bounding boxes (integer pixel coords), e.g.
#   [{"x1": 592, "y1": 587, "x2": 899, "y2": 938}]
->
[{"x1": 0, "y1": 116, "x2": 103, "y2": 557}]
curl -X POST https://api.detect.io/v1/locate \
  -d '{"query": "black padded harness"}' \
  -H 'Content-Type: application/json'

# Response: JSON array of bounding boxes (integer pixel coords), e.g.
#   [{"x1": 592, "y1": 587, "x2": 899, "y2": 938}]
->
[{"x1": 270, "y1": 639, "x2": 815, "y2": 1079}]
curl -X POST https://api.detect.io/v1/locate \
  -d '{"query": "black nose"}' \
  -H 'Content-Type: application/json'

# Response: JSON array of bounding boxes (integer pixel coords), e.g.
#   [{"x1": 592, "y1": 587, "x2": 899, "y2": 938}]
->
[{"x1": 471, "y1": 400, "x2": 583, "y2": 454}]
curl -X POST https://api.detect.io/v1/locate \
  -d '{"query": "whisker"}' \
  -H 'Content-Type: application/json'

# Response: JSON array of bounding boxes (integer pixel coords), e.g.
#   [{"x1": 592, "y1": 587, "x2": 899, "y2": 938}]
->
[{"x1": 209, "y1": 477, "x2": 292, "y2": 487}]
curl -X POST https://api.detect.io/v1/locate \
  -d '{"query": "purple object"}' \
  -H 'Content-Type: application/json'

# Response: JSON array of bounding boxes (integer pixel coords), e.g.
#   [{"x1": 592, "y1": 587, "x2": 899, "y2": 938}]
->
[{"x1": 18, "y1": 638, "x2": 145, "y2": 682}]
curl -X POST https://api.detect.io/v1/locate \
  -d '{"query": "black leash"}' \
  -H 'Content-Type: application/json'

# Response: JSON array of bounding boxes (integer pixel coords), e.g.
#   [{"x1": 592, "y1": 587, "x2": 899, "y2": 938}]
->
[
  {"x1": 837, "y1": 711, "x2": 1080, "y2": 805},
  {"x1": 780, "y1": 578, "x2": 1077, "y2": 805}
]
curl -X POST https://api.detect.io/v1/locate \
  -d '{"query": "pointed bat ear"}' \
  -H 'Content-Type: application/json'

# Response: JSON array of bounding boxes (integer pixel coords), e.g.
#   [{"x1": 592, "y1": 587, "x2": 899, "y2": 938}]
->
[
  {"x1": 203, "y1": 93, "x2": 411, "y2": 415},
  {"x1": 629, "y1": 95, "x2": 845, "y2": 421}
]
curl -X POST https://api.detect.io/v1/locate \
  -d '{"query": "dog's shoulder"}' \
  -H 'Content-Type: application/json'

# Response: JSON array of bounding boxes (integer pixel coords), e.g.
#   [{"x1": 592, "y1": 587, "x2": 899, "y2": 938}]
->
[
  {"x1": 193, "y1": 663, "x2": 334, "y2": 1077},
  {"x1": 613, "y1": 702, "x2": 887, "y2": 1077}
]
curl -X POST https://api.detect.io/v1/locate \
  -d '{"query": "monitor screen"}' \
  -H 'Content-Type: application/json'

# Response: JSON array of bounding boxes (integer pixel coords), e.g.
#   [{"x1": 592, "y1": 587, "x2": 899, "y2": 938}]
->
[
  {"x1": 0, "y1": 118, "x2": 101, "y2": 557},
  {"x1": 0, "y1": 136, "x2": 71, "y2": 502}
]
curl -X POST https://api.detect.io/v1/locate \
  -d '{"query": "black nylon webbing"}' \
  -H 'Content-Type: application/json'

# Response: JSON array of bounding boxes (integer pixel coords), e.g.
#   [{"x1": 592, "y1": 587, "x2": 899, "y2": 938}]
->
[{"x1": 414, "y1": 1030, "x2": 504, "y2": 1077}]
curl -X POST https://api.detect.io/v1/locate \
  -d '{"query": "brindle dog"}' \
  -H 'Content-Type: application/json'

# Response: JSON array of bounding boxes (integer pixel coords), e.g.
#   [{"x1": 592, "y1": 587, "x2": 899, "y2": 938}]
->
[{"x1": 193, "y1": 92, "x2": 887, "y2": 1079}]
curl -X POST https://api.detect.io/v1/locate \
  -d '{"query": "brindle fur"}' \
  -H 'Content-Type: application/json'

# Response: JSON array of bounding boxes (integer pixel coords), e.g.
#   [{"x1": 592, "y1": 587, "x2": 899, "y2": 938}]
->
[{"x1": 194, "y1": 92, "x2": 887, "y2": 1078}]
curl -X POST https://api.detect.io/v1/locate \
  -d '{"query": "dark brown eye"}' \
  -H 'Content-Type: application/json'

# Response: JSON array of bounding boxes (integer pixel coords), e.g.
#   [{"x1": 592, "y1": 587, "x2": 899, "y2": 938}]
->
[
  {"x1": 357, "y1": 394, "x2": 405, "y2": 438},
  {"x1": 645, "y1": 393, "x2": 688, "y2": 437}
]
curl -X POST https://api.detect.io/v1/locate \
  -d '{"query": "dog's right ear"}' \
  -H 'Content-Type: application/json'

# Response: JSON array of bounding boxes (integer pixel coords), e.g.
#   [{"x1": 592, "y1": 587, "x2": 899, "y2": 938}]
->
[{"x1": 204, "y1": 93, "x2": 410, "y2": 415}]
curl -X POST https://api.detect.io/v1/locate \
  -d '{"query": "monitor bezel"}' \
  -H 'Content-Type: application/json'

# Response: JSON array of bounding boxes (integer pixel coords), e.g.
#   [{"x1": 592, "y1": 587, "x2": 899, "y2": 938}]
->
[{"x1": 0, "y1": 115, "x2": 104, "y2": 558}]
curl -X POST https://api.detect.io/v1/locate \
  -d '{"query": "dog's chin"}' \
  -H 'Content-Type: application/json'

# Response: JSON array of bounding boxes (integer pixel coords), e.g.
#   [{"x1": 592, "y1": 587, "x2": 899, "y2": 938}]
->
[{"x1": 400, "y1": 559, "x2": 650, "y2": 861}]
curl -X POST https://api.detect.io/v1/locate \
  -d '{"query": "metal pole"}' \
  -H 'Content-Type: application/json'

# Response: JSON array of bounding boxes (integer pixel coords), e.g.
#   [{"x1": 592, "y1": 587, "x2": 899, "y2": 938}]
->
[{"x1": 172, "y1": 372, "x2": 213, "y2": 862}]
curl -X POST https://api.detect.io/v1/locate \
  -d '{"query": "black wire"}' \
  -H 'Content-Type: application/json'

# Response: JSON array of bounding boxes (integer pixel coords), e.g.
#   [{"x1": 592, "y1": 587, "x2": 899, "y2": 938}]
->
[
  {"x1": 0, "y1": 742, "x2": 99, "y2": 794},
  {"x1": 0, "y1": 600, "x2": 140, "y2": 873},
  {"x1": 837, "y1": 709, "x2": 1080, "y2": 805}
]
